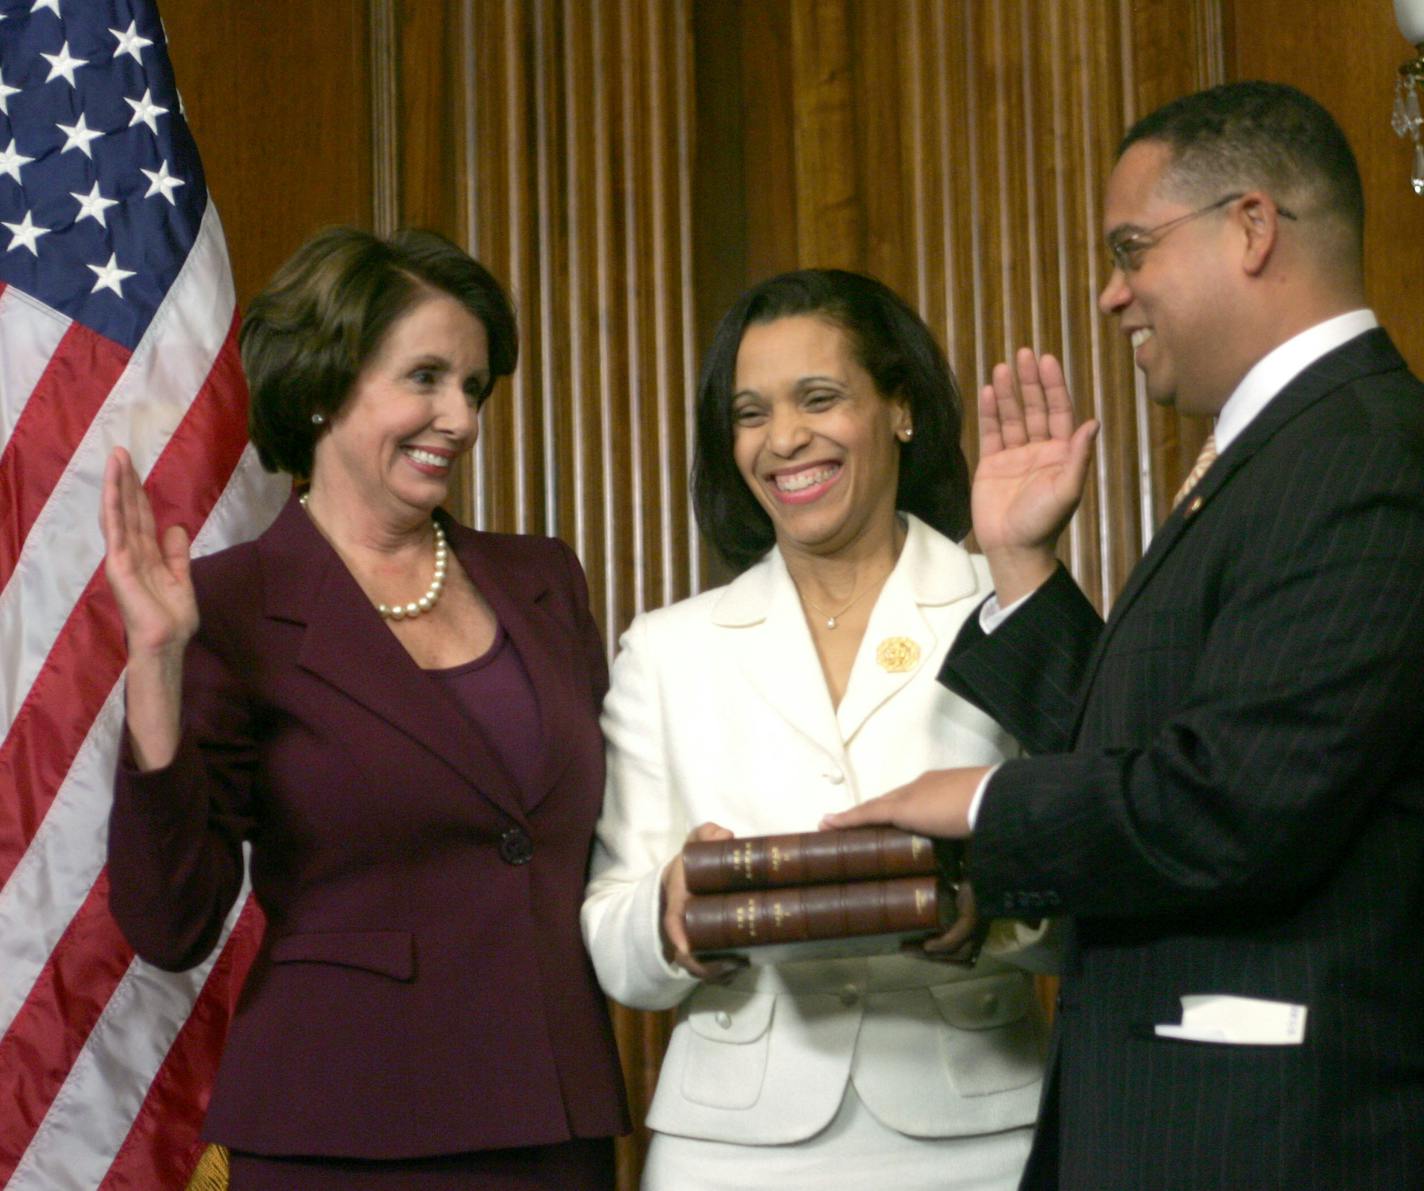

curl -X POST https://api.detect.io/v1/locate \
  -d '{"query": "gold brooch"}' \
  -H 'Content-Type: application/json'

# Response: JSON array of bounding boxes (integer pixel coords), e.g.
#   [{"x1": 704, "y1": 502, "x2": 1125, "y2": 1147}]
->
[{"x1": 876, "y1": 636, "x2": 920, "y2": 673}]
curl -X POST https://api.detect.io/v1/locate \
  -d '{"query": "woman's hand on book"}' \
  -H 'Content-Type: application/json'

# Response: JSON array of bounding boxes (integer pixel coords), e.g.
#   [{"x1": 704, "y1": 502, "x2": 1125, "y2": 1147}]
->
[
  {"x1": 660, "y1": 822, "x2": 746, "y2": 981},
  {"x1": 914, "y1": 880, "x2": 989, "y2": 966}
]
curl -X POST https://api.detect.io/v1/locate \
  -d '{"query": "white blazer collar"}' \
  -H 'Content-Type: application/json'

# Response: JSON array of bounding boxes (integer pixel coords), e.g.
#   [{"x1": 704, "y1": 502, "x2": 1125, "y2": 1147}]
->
[
  {"x1": 710, "y1": 514, "x2": 978, "y2": 626},
  {"x1": 708, "y1": 516, "x2": 982, "y2": 750}
]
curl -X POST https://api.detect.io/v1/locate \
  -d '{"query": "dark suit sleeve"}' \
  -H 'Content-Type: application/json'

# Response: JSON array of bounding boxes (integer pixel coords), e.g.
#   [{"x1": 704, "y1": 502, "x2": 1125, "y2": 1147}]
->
[
  {"x1": 968, "y1": 397, "x2": 1424, "y2": 921},
  {"x1": 108, "y1": 585, "x2": 257, "y2": 971},
  {"x1": 940, "y1": 564, "x2": 1103, "y2": 756}
]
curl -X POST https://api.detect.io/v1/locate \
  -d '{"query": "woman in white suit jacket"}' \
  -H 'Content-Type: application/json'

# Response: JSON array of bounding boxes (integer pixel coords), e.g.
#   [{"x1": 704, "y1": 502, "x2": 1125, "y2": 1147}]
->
[{"x1": 582, "y1": 270, "x2": 1053, "y2": 1190}]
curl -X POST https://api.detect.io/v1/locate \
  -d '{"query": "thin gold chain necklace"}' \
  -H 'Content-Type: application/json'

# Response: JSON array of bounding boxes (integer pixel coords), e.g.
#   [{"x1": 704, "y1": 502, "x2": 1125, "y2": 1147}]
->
[{"x1": 796, "y1": 567, "x2": 889, "y2": 630}]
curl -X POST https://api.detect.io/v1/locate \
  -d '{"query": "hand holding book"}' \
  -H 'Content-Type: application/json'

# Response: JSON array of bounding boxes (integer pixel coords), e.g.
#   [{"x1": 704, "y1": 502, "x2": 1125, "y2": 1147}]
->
[
  {"x1": 682, "y1": 825, "x2": 941, "y2": 892},
  {"x1": 660, "y1": 821, "x2": 747, "y2": 981},
  {"x1": 677, "y1": 826, "x2": 984, "y2": 964}
]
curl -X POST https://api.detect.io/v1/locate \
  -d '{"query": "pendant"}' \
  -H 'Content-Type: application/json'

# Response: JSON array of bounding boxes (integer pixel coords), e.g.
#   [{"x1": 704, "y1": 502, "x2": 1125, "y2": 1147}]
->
[{"x1": 825, "y1": 617, "x2": 838, "y2": 629}]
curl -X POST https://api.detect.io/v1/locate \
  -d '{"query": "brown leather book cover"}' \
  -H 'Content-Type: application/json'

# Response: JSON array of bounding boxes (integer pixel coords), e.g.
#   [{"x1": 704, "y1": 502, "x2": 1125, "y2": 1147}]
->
[
  {"x1": 682, "y1": 827, "x2": 940, "y2": 894},
  {"x1": 683, "y1": 874, "x2": 951, "y2": 954}
]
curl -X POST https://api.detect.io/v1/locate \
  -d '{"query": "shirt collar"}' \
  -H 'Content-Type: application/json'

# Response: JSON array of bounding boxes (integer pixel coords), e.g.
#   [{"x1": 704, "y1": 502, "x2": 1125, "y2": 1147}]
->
[{"x1": 1213, "y1": 309, "x2": 1378, "y2": 452}]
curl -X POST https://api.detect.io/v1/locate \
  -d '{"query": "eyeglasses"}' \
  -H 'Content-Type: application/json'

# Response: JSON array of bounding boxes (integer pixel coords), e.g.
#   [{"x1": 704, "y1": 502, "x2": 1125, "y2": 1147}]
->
[{"x1": 1106, "y1": 193, "x2": 1298, "y2": 273}]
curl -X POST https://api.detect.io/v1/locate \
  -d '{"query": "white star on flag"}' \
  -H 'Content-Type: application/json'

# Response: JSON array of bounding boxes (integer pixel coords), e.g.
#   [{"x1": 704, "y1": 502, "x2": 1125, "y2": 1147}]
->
[
  {"x1": 3, "y1": 210, "x2": 50, "y2": 255},
  {"x1": 141, "y1": 159, "x2": 184, "y2": 204},
  {"x1": 41, "y1": 41, "x2": 86, "y2": 87},
  {"x1": 0, "y1": 138, "x2": 34, "y2": 184},
  {"x1": 31, "y1": 0, "x2": 61, "y2": 15},
  {"x1": 71, "y1": 180, "x2": 120, "y2": 227},
  {"x1": 57, "y1": 112, "x2": 105, "y2": 158},
  {"x1": 126, "y1": 87, "x2": 168, "y2": 133},
  {"x1": 87, "y1": 251, "x2": 136, "y2": 296},
  {"x1": 110, "y1": 20, "x2": 154, "y2": 62},
  {"x1": 0, "y1": 66, "x2": 18, "y2": 115}
]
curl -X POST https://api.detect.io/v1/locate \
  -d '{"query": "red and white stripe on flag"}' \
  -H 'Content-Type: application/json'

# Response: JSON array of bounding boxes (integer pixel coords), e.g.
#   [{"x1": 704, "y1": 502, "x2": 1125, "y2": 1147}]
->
[{"x1": 0, "y1": 2, "x2": 285, "y2": 1186}]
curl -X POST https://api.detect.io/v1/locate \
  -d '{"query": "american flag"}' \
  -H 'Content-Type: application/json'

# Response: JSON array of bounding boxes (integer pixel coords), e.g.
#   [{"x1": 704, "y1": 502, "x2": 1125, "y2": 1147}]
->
[{"x1": 0, "y1": 1, "x2": 284, "y2": 1185}]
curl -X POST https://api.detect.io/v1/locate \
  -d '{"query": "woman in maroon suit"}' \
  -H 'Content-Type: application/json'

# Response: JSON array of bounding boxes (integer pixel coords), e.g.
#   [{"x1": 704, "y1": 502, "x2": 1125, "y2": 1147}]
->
[{"x1": 102, "y1": 227, "x2": 627, "y2": 1188}]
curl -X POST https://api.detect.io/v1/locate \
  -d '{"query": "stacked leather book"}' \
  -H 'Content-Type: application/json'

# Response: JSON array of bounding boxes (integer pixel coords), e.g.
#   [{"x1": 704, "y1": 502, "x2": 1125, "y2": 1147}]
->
[{"x1": 682, "y1": 827, "x2": 963, "y2": 963}]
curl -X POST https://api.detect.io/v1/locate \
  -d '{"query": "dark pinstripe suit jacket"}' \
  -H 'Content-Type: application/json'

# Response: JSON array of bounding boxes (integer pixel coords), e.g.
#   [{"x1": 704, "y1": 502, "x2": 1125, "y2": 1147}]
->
[{"x1": 942, "y1": 329, "x2": 1424, "y2": 1190}]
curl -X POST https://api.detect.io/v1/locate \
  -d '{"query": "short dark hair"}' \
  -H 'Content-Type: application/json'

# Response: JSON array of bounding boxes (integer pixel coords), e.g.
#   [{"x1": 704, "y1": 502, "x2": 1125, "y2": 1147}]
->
[
  {"x1": 1120, "y1": 81, "x2": 1364, "y2": 245},
  {"x1": 691, "y1": 268, "x2": 970, "y2": 572},
  {"x1": 240, "y1": 226, "x2": 518, "y2": 477}
]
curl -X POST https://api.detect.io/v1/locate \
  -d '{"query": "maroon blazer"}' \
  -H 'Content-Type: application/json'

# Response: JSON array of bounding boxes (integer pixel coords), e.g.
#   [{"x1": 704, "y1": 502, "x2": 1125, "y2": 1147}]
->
[{"x1": 108, "y1": 496, "x2": 629, "y2": 1159}]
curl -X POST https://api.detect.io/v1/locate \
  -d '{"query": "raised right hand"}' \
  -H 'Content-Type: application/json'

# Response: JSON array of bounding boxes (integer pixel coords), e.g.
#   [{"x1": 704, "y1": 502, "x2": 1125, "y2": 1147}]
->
[
  {"x1": 100, "y1": 447, "x2": 195, "y2": 771},
  {"x1": 973, "y1": 350, "x2": 1098, "y2": 604},
  {"x1": 101, "y1": 446, "x2": 198, "y2": 657},
  {"x1": 660, "y1": 821, "x2": 746, "y2": 982}
]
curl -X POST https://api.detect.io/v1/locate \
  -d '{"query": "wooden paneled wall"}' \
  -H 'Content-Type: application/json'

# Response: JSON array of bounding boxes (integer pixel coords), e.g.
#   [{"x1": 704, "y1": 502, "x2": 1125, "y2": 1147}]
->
[
  {"x1": 1225, "y1": 0, "x2": 1424, "y2": 376},
  {"x1": 466, "y1": 0, "x2": 702, "y2": 622},
  {"x1": 695, "y1": 0, "x2": 1226, "y2": 614},
  {"x1": 162, "y1": 3, "x2": 1421, "y2": 1187}
]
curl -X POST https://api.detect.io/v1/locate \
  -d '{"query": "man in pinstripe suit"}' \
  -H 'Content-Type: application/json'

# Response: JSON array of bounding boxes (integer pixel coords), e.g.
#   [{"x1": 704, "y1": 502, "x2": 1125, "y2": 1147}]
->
[{"x1": 828, "y1": 82, "x2": 1424, "y2": 1188}]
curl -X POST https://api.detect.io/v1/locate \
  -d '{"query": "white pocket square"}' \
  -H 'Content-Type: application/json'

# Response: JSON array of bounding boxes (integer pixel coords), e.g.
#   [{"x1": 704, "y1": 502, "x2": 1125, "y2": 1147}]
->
[{"x1": 1154, "y1": 994, "x2": 1307, "y2": 1045}]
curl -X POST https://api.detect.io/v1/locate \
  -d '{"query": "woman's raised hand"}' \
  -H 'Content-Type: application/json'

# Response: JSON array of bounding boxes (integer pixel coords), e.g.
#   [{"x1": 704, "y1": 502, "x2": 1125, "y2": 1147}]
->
[
  {"x1": 973, "y1": 350, "x2": 1098, "y2": 604},
  {"x1": 101, "y1": 447, "x2": 199, "y2": 656},
  {"x1": 100, "y1": 447, "x2": 195, "y2": 770}
]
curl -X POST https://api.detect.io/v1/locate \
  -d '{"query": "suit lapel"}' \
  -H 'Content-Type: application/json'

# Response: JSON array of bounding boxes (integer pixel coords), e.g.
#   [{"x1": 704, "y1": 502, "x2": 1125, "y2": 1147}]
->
[
  {"x1": 261, "y1": 501, "x2": 530, "y2": 825},
  {"x1": 834, "y1": 578, "x2": 930, "y2": 744},
  {"x1": 454, "y1": 527, "x2": 581, "y2": 815},
  {"x1": 1070, "y1": 329, "x2": 1406, "y2": 723},
  {"x1": 715, "y1": 517, "x2": 983, "y2": 754},
  {"x1": 716, "y1": 551, "x2": 844, "y2": 757},
  {"x1": 835, "y1": 518, "x2": 981, "y2": 743}
]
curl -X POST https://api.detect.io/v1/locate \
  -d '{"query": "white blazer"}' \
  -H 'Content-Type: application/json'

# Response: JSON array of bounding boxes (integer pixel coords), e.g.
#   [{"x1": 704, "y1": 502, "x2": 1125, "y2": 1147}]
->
[{"x1": 581, "y1": 516, "x2": 1052, "y2": 1146}]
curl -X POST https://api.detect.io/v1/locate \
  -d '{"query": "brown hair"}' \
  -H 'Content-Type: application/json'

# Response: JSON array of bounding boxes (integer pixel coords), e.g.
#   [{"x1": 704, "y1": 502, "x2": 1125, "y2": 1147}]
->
[{"x1": 240, "y1": 226, "x2": 517, "y2": 477}]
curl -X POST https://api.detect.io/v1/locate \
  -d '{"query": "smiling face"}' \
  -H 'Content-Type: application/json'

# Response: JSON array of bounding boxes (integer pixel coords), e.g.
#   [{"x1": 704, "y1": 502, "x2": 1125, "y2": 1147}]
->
[
  {"x1": 312, "y1": 290, "x2": 490, "y2": 525},
  {"x1": 731, "y1": 315, "x2": 910, "y2": 561},
  {"x1": 1098, "y1": 140, "x2": 1246, "y2": 418}
]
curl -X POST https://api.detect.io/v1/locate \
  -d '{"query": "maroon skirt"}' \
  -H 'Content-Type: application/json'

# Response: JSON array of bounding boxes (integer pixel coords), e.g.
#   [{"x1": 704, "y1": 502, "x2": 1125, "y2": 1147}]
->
[{"x1": 228, "y1": 1137, "x2": 615, "y2": 1190}]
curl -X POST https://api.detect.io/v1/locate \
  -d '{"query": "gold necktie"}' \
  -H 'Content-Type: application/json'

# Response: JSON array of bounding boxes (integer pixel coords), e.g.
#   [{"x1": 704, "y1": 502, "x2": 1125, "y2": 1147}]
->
[{"x1": 1172, "y1": 432, "x2": 1217, "y2": 510}]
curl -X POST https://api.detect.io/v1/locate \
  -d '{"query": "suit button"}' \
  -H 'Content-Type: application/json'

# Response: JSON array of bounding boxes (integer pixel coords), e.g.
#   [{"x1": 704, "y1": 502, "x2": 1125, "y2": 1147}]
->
[
  {"x1": 979, "y1": 992, "x2": 1000, "y2": 1015},
  {"x1": 839, "y1": 984, "x2": 860, "y2": 1007},
  {"x1": 822, "y1": 768, "x2": 846, "y2": 785},
  {"x1": 715, "y1": 1011, "x2": 732, "y2": 1029},
  {"x1": 499, "y1": 827, "x2": 534, "y2": 865}
]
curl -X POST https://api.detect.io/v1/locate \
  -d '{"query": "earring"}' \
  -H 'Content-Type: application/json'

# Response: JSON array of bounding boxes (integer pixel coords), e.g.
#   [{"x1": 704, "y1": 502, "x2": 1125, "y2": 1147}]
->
[
  {"x1": 311, "y1": 412, "x2": 325, "y2": 426},
  {"x1": 899, "y1": 426, "x2": 914, "y2": 442}
]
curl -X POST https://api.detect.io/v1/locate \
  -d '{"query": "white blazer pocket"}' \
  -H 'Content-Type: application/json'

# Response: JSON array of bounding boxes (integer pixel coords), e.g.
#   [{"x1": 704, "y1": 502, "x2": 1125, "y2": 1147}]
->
[
  {"x1": 853, "y1": 971, "x2": 1046, "y2": 1137},
  {"x1": 679, "y1": 987, "x2": 776, "y2": 1109},
  {"x1": 931, "y1": 973, "x2": 1045, "y2": 1096}
]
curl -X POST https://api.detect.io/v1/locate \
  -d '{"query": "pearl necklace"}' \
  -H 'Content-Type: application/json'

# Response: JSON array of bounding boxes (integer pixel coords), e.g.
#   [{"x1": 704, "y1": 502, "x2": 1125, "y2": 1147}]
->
[{"x1": 300, "y1": 493, "x2": 449, "y2": 620}]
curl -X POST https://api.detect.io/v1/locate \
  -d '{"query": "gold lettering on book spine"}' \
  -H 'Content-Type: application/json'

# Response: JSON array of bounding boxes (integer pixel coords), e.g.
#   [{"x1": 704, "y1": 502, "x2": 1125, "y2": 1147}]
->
[
  {"x1": 770, "y1": 844, "x2": 784, "y2": 874},
  {"x1": 735, "y1": 897, "x2": 756, "y2": 939},
  {"x1": 733, "y1": 842, "x2": 752, "y2": 882}
]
